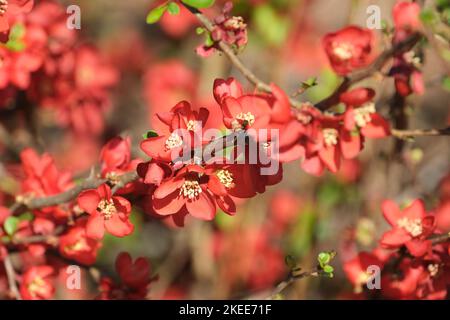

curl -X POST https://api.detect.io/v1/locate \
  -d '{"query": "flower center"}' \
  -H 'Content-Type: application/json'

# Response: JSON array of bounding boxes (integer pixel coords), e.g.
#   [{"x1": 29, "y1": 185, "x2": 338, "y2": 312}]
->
[
  {"x1": 332, "y1": 42, "x2": 354, "y2": 61},
  {"x1": 0, "y1": 0, "x2": 8, "y2": 16},
  {"x1": 65, "y1": 239, "x2": 88, "y2": 253},
  {"x1": 323, "y1": 128, "x2": 339, "y2": 147},
  {"x1": 216, "y1": 169, "x2": 234, "y2": 189},
  {"x1": 186, "y1": 120, "x2": 198, "y2": 131},
  {"x1": 28, "y1": 277, "x2": 46, "y2": 298},
  {"x1": 233, "y1": 112, "x2": 255, "y2": 129},
  {"x1": 427, "y1": 264, "x2": 439, "y2": 277},
  {"x1": 165, "y1": 133, "x2": 183, "y2": 150},
  {"x1": 224, "y1": 16, "x2": 246, "y2": 30},
  {"x1": 98, "y1": 199, "x2": 117, "y2": 220},
  {"x1": 397, "y1": 217, "x2": 423, "y2": 237},
  {"x1": 353, "y1": 102, "x2": 376, "y2": 128},
  {"x1": 179, "y1": 180, "x2": 202, "y2": 200}
]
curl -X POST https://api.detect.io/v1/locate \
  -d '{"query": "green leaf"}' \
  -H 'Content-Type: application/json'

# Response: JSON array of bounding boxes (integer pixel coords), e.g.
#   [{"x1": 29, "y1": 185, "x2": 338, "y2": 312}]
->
[
  {"x1": 302, "y1": 77, "x2": 318, "y2": 89},
  {"x1": 4, "y1": 216, "x2": 19, "y2": 236},
  {"x1": 167, "y1": 2, "x2": 180, "y2": 15},
  {"x1": 181, "y1": 0, "x2": 215, "y2": 9},
  {"x1": 204, "y1": 32, "x2": 214, "y2": 47},
  {"x1": 196, "y1": 27, "x2": 205, "y2": 35},
  {"x1": 323, "y1": 265, "x2": 334, "y2": 274},
  {"x1": 9, "y1": 24, "x2": 26, "y2": 40},
  {"x1": 18, "y1": 212, "x2": 34, "y2": 222},
  {"x1": 318, "y1": 252, "x2": 331, "y2": 267},
  {"x1": 146, "y1": 4, "x2": 168, "y2": 24},
  {"x1": 142, "y1": 130, "x2": 159, "y2": 139}
]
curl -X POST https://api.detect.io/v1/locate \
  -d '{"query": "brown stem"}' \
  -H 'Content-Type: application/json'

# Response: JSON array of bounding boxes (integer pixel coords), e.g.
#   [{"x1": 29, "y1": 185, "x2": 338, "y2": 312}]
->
[
  {"x1": 10, "y1": 171, "x2": 139, "y2": 214},
  {"x1": 3, "y1": 252, "x2": 22, "y2": 300},
  {"x1": 391, "y1": 127, "x2": 450, "y2": 139},
  {"x1": 268, "y1": 269, "x2": 319, "y2": 300},
  {"x1": 183, "y1": 4, "x2": 303, "y2": 109}
]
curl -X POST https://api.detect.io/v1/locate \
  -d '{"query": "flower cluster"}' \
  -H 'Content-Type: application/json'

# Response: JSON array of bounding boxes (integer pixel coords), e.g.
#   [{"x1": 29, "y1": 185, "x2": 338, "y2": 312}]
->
[
  {"x1": 196, "y1": 2, "x2": 248, "y2": 57},
  {"x1": 344, "y1": 177, "x2": 450, "y2": 299},
  {"x1": 0, "y1": 0, "x2": 118, "y2": 135}
]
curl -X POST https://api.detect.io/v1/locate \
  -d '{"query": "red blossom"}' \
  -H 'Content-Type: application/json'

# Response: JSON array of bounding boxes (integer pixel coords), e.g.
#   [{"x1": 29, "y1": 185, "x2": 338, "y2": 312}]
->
[
  {"x1": 20, "y1": 265, "x2": 54, "y2": 300},
  {"x1": 322, "y1": 26, "x2": 375, "y2": 75},
  {"x1": 380, "y1": 199, "x2": 435, "y2": 257},
  {"x1": 77, "y1": 184, "x2": 134, "y2": 240}
]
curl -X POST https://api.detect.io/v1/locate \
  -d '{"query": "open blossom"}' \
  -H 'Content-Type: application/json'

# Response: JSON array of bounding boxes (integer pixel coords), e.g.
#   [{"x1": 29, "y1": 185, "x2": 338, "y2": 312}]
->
[
  {"x1": 322, "y1": 26, "x2": 375, "y2": 75},
  {"x1": 0, "y1": 0, "x2": 34, "y2": 36},
  {"x1": 20, "y1": 148, "x2": 74, "y2": 219},
  {"x1": 59, "y1": 219, "x2": 102, "y2": 265},
  {"x1": 20, "y1": 265, "x2": 54, "y2": 300},
  {"x1": 77, "y1": 184, "x2": 134, "y2": 240},
  {"x1": 380, "y1": 199, "x2": 435, "y2": 257}
]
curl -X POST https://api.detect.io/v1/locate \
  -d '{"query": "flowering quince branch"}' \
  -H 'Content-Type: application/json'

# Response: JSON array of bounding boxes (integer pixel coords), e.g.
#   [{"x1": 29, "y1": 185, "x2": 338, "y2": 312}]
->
[
  {"x1": 391, "y1": 126, "x2": 450, "y2": 139},
  {"x1": 315, "y1": 32, "x2": 423, "y2": 111},
  {"x1": 181, "y1": 3, "x2": 303, "y2": 109},
  {"x1": 10, "y1": 170, "x2": 139, "y2": 215}
]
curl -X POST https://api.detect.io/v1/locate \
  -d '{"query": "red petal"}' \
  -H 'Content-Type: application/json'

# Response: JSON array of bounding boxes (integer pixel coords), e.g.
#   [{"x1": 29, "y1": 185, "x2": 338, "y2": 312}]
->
[
  {"x1": 405, "y1": 239, "x2": 431, "y2": 257},
  {"x1": 186, "y1": 192, "x2": 216, "y2": 220},
  {"x1": 77, "y1": 190, "x2": 100, "y2": 214},
  {"x1": 361, "y1": 114, "x2": 390, "y2": 138},
  {"x1": 105, "y1": 215, "x2": 134, "y2": 237},
  {"x1": 380, "y1": 228, "x2": 411, "y2": 247},
  {"x1": 301, "y1": 156, "x2": 325, "y2": 176},
  {"x1": 86, "y1": 212, "x2": 105, "y2": 240},
  {"x1": 382, "y1": 200, "x2": 402, "y2": 227},
  {"x1": 340, "y1": 129, "x2": 361, "y2": 159},
  {"x1": 319, "y1": 146, "x2": 340, "y2": 173},
  {"x1": 404, "y1": 199, "x2": 426, "y2": 220}
]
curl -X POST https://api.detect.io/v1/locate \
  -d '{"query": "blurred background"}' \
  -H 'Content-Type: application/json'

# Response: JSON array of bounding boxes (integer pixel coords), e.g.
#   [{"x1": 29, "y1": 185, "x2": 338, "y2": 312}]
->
[{"x1": 1, "y1": 0, "x2": 449, "y2": 299}]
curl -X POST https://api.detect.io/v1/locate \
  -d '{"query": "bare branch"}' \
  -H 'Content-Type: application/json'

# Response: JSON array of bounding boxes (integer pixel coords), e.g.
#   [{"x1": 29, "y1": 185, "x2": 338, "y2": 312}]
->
[{"x1": 3, "y1": 252, "x2": 21, "y2": 300}]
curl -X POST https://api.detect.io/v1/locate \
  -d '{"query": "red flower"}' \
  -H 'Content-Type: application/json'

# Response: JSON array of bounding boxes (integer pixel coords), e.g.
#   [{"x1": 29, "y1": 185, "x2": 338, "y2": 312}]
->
[
  {"x1": 20, "y1": 265, "x2": 54, "y2": 300},
  {"x1": 0, "y1": 0, "x2": 34, "y2": 35},
  {"x1": 77, "y1": 184, "x2": 134, "y2": 239},
  {"x1": 380, "y1": 199, "x2": 435, "y2": 257},
  {"x1": 323, "y1": 26, "x2": 375, "y2": 75},
  {"x1": 343, "y1": 251, "x2": 383, "y2": 293},
  {"x1": 140, "y1": 101, "x2": 210, "y2": 163},
  {"x1": 59, "y1": 219, "x2": 102, "y2": 265},
  {"x1": 97, "y1": 252, "x2": 154, "y2": 300},
  {"x1": 115, "y1": 252, "x2": 152, "y2": 290},
  {"x1": 393, "y1": 1, "x2": 421, "y2": 32},
  {"x1": 20, "y1": 148, "x2": 74, "y2": 219}
]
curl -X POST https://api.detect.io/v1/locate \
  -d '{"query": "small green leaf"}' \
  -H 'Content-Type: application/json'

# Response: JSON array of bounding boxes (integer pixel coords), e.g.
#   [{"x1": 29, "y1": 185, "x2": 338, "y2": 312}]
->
[
  {"x1": 167, "y1": 2, "x2": 180, "y2": 15},
  {"x1": 204, "y1": 33, "x2": 214, "y2": 47},
  {"x1": 9, "y1": 23, "x2": 26, "y2": 40},
  {"x1": 323, "y1": 265, "x2": 334, "y2": 273},
  {"x1": 4, "y1": 216, "x2": 20, "y2": 236},
  {"x1": 181, "y1": 0, "x2": 215, "y2": 9},
  {"x1": 196, "y1": 27, "x2": 205, "y2": 35},
  {"x1": 143, "y1": 130, "x2": 159, "y2": 139},
  {"x1": 146, "y1": 4, "x2": 168, "y2": 24},
  {"x1": 302, "y1": 77, "x2": 318, "y2": 88},
  {"x1": 18, "y1": 212, "x2": 34, "y2": 222},
  {"x1": 318, "y1": 252, "x2": 331, "y2": 267}
]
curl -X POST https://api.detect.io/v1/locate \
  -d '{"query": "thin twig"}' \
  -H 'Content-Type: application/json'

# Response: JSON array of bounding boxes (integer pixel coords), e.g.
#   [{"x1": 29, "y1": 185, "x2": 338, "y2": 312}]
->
[
  {"x1": 10, "y1": 171, "x2": 139, "y2": 214},
  {"x1": 268, "y1": 269, "x2": 319, "y2": 300},
  {"x1": 3, "y1": 252, "x2": 22, "y2": 300},
  {"x1": 391, "y1": 127, "x2": 450, "y2": 139}
]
